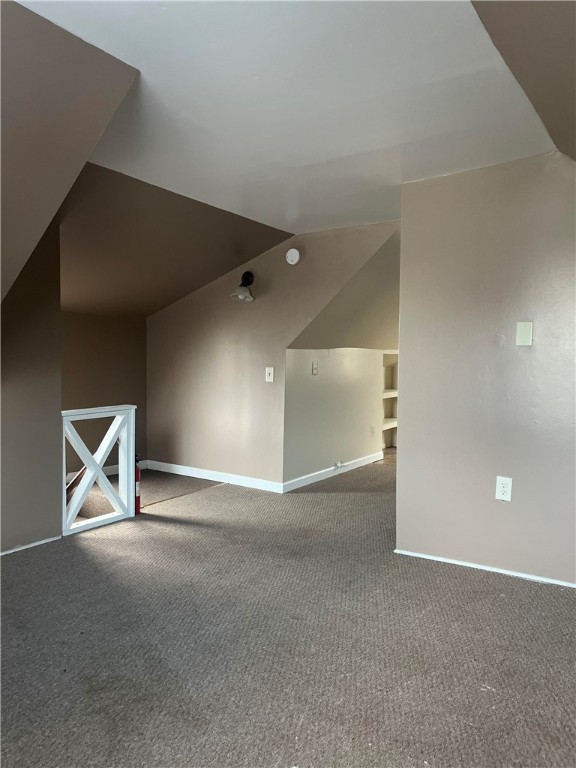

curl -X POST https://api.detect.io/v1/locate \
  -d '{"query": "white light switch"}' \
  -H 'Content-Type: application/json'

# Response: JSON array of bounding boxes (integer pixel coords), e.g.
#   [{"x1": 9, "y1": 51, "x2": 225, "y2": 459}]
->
[
  {"x1": 312, "y1": 361, "x2": 318, "y2": 375},
  {"x1": 265, "y1": 367, "x2": 274, "y2": 383},
  {"x1": 516, "y1": 321, "x2": 533, "y2": 346},
  {"x1": 495, "y1": 476, "x2": 512, "y2": 502}
]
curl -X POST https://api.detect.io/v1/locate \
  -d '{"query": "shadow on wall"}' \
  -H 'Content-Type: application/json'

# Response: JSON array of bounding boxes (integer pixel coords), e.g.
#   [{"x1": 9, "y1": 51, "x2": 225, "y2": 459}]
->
[
  {"x1": 61, "y1": 312, "x2": 147, "y2": 472},
  {"x1": 289, "y1": 233, "x2": 400, "y2": 350},
  {"x1": 1, "y1": 223, "x2": 62, "y2": 551}
]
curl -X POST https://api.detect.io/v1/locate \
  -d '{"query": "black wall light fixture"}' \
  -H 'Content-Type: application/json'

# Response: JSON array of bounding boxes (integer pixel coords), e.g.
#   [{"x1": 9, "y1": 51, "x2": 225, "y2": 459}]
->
[{"x1": 231, "y1": 271, "x2": 255, "y2": 303}]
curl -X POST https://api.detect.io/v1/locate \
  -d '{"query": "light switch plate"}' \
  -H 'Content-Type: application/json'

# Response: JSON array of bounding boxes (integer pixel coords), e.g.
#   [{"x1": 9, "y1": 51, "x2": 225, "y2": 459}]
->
[
  {"x1": 312, "y1": 361, "x2": 318, "y2": 375},
  {"x1": 265, "y1": 367, "x2": 274, "y2": 383},
  {"x1": 516, "y1": 321, "x2": 533, "y2": 346}
]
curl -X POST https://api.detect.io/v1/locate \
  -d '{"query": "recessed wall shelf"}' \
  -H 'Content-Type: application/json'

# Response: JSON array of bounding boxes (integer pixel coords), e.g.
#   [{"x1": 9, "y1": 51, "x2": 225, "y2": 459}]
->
[{"x1": 382, "y1": 351, "x2": 398, "y2": 449}]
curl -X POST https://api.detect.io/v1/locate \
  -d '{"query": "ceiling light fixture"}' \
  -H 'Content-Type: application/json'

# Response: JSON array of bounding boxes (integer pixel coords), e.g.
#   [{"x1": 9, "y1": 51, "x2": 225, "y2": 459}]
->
[{"x1": 230, "y1": 271, "x2": 255, "y2": 302}]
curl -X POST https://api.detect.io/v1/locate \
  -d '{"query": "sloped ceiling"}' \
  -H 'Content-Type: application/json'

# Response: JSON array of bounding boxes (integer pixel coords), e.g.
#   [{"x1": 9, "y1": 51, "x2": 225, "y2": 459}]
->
[
  {"x1": 20, "y1": 1, "x2": 553, "y2": 234},
  {"x1": 473, "y1": 1, "x2": 575, "y2": 161},
  {"x1": 59, "y1": 163, "x2": 291, "y2": 316},
  {"x1": 289, "y1": 232, "x2": 400, "y2": 351},
  {"x1": 1, "y1": 1, "x2": 137, "y2": 299}
]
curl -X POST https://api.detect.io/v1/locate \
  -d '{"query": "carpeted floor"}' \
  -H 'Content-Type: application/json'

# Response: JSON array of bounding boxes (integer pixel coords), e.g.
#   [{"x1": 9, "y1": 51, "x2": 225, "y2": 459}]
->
[
  {"x1": 2, "y1": 453, "x2": 575, "y2": 768},
  {"x1": 78, "y1": 469, "x2": 219, "y2": 518}
]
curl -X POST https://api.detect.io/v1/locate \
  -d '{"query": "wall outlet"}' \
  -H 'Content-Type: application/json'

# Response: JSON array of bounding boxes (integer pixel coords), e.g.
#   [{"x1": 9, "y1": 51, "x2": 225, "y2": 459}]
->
[
  {"x1": 495, "y1": 476, "x2": 512, "y2": 502},
  {"x1": 265, "y1": 367, "x2": 274, "y2": 383},
  {"x1": 312, "y1": 361, "x2": 318, "y2": 375}
]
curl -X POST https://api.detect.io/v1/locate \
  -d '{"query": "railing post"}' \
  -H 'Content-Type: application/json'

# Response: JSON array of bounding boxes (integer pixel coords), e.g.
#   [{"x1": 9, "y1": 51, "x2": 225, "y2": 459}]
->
[{"x1": 118, "y1": 406, "x2": 136, "y2": 517}]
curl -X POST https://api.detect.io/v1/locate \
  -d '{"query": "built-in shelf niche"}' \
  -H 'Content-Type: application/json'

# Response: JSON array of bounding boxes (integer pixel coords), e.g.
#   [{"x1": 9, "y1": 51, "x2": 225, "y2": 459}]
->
[{"x1": 382, "y1": 350, "x2": 398, "y2": 449}]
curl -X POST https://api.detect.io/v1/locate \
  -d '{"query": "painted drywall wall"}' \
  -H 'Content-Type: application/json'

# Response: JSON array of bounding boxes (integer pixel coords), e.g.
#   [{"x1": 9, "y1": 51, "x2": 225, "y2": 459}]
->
[
  {"x1": 1, "y1": 224, "x2": 62, "y2": 551},
  {"x1": 397, "y1": 151, "x2": 576, "y2": 584},
  {"x1": 61, "y1": 313, "x2": 147, "y2": 473},
  {"x1": 284, "y1": 348, "x2": 383, "y2": 482},
  {"x1": 59, "y1": 163, "x2": 292, "y2": 316},
  {"x1": 1, "y1": 1, "x2": 137, "y2": 299},
  {"x1": 147, "y1": 222, "x2": 397, "y2": 483},
  {"x1": 290, "y1": 232, "x2": 400, "y2": 350}
]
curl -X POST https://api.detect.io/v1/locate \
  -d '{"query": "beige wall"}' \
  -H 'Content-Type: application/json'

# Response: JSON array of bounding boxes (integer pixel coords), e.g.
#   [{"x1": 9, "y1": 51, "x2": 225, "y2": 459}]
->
[
  {"x1": 61, "y1": 313, "x2": 147, "y2": 473},
  {"x1": 397, "y1": 151, "x2": 575, "y2": 584},
  {"x1": 147, "y1": 222, "x2": 397, "y2": 483},
  {"x1": 289, "y1": 232, "x2": 400, "y2": 351},
  {"x1": 284, "y1": 348, "x2": 383, "y2": 482},
  {"x1": 1, "y1": 1, "x2": 137, "y2": 299},
  {"x1": 1, "y1": 224, "x2": 62, "y2": 551}
]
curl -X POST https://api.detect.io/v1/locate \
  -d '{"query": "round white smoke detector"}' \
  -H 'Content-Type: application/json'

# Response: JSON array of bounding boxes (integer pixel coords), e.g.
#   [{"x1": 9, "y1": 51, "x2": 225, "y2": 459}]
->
[{"x1": 286, "y1": 248, "x2": 301, "y2": 265}]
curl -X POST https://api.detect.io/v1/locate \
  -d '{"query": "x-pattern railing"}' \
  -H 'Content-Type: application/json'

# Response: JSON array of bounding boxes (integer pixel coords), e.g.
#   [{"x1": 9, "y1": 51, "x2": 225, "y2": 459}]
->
[{"x1": 62, "y1": 405, "x2": 136, "y2": 535}]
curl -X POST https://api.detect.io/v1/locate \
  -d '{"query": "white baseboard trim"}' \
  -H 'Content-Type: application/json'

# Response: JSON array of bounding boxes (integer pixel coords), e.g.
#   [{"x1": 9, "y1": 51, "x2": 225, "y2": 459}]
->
[
  {"x1": 104, "y1": 460, "x2": 149, "y2": 476},
  {"x1": 65, "y1": 460, "x2": 149, "y2": 483},
  {"x1": 146, "y1": 460, "x2": 284, "y2": 493},
  {"x1": 394, "y1": 549, "x2": 576, "y2": 589},
  {"x1": 1, "y1": 535, "x2": 62, "y2": 556},
  {"x1": 282, "y1": 451, "x2": 384, "y2": 493},
  {"x1": 147, "y1": 453, "x2": 383, "y2": 494}
]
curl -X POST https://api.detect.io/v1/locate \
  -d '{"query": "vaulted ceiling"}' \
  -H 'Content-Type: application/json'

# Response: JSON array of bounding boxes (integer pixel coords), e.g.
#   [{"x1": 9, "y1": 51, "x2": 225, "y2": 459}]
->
[
  {"x1": 7, "y1": 1, "x2": 573, "y2": 317},
  {"x1": 1, "y1": 1, "x2": 137, "y2": 299},
  {"x1": 59, "y1": 163, "x2": 290, "y2": 316},
  {"x1": 473, "y1": 1, "x2": 575, "y2": 161},
  {"x1": 22, "y1": 0, "x2": 556, "y2": 236}
]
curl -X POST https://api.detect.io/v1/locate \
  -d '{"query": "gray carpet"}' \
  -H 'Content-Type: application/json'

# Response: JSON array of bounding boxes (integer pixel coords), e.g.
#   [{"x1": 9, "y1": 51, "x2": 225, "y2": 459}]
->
[
  {"x1": 2, "y1": 454, "x2": 575, "y2": 768},
  {"x1": 79, "y1": 469, "x2": 219, "y2": 518}
]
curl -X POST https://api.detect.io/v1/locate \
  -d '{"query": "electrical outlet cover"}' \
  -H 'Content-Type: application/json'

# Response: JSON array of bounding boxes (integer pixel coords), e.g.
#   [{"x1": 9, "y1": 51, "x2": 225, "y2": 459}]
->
[{"x1": 495, "y1": 475, "x2": 512, "y2": 502}]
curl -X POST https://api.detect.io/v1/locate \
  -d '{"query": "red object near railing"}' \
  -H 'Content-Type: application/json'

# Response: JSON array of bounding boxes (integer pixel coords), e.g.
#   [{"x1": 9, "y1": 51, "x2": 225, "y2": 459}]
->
[{"x1": 135, "y1": 455, "x2": 141, "y2": 515}]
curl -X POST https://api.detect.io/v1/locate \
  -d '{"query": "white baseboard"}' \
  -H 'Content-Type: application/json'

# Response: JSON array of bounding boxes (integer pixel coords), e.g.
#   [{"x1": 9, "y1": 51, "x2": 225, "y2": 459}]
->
[
  {"x1": 282, "y1": 452, "x2": 384, "y2": 492},
  {"x1": 147, "y1": 453, "x2": 383, "y2": 494},
  {"x1": 104, "y1": 460, "x2": 149, "y2": 475},
  {"x1": 394, "y1": 549, "x2": 576, "y2": 589},
  {"x1": 146, "y1": 460, "x2": 284, "y2": 493},
  {"x1": 65, "y1": 460, "x2": 149, "y2": 482},
  {"x1": 1, "y1": 535, "x2": 62, "y2": 556}
]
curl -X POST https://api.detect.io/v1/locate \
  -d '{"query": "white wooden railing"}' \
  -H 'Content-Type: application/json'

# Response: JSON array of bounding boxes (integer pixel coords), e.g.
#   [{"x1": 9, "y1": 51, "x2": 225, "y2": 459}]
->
[{"x1": 62, "y1": 405, "x2": 136, "y2": 535}]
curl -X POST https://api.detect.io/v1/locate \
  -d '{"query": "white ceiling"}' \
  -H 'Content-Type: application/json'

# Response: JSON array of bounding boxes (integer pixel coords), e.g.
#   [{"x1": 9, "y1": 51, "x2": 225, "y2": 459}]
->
[{"x1": 22, "y1": 0, "x2": 553, "y2": 233}]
